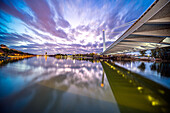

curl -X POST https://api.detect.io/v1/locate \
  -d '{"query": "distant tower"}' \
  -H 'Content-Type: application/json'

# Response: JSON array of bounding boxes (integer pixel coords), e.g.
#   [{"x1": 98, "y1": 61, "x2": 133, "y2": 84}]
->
[
  {"x1": 45, "y1": 52, "x2": 47, "y2": 55},
  {"x1": 103, "y1": 29, "x2": 106, "y2": 52}
]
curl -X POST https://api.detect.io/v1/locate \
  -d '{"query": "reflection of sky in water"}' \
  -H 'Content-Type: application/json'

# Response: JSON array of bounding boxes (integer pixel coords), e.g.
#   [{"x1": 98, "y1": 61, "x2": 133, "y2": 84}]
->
[
  {"x1": 115, "y1": 61, "x2": 170, "y2": 89},
  {"x1": 0, "y1": 57, "x2": 120, "y2": 113}
]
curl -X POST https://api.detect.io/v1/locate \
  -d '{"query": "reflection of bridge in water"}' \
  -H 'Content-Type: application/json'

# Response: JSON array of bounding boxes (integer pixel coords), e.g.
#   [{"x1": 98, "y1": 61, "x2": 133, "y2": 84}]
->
[
  {"x1": 101, "y1": 61, "x2": 170, "y2": 113},
  {"x1": 102, "y1": 0, "x2": 170, "y2": 55}
]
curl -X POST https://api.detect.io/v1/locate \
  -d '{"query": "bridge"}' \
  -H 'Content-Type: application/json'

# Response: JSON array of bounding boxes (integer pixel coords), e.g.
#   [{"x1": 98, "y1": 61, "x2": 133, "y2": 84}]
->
[{"x1": 102, "y1": 0, "x2": 170, "y2": 55}]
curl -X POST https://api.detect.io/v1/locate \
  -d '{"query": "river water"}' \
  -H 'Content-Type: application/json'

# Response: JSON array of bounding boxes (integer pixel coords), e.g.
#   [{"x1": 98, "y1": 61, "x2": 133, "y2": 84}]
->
[{"x1": 0, "y1": 56, "x2": 169, "y2": 113}]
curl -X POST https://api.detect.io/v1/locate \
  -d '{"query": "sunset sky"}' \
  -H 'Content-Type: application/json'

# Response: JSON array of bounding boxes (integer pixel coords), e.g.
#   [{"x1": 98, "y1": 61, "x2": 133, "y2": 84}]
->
[{"x1": 0, "y1": 0, "x2": 155, "y2": 55}]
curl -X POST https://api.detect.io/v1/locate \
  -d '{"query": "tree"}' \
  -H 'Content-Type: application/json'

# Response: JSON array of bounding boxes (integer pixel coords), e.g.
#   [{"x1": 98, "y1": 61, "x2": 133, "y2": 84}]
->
[
  {"x1": 150, "y1": 47, "x2": 170, "y2": 60},
  {"x1": 139, "y1": 50, "x2": 146, "y2": 56},
  {"x1": 2, "y1": 48, "x2": 9, "y2": 57},
  {"x1": 138, "y1": 62, "x2": 146, "y2": 72},
  {"x1": 150, "y1": 49, "x2": 156, "y2": 57}
]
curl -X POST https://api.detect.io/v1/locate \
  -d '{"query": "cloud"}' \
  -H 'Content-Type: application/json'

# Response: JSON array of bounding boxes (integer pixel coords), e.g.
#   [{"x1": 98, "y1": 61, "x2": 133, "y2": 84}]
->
[
  {"x1": 0, "y1": 32, "x2": 34, "y2": 44},
  {"x1": 25, "y1": 0, "x2": 63, "y2": 37},
  {"x1": 0, "y1": 0, "x2": 155, "y2": 54},
  {"x1": 76, "y1": 25, "x2": 90, "y2": 32},
  {"x1": 80, "y1": 40, "x2": 85, "y2": 44},
  {"x1": 0, "y1": 0, "x2": 33, "y2": 23},
  {"x1": 57, "y1": 18, "x2": 70, "y2": 28}
]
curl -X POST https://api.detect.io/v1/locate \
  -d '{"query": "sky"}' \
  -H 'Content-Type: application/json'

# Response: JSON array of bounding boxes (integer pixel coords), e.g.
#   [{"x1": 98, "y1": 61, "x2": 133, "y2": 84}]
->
[{"x1": 0, "y1": 0, "x2": 155, "y2": 55}]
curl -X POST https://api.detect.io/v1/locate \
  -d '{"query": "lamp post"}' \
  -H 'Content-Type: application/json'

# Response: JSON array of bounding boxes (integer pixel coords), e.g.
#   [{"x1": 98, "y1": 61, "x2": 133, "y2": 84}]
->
[{"x1": 103, "y1": 29, "x2": 106, "y2": 52}]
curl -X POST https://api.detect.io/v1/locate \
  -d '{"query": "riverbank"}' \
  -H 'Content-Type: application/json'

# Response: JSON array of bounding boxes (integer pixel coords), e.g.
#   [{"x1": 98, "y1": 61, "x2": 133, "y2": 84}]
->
[
  {"x1": 0, "y1": 56, "x2": 10, "y2": 61},
  {"x1": 72, "y1": 56, "x2": 170, "y2": 62},
  {"x1": 0, "y1": 55, "x2": 35, "y2": 62}
]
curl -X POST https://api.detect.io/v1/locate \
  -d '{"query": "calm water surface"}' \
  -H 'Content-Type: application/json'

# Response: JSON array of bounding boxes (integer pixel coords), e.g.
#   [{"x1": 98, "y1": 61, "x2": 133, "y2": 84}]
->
[
  {"x1": 114, "y1": 61, "x2": 170, "y2": 89},
  {"x1": 0, "y1": 56, "x2": 170, "y2": 113}
]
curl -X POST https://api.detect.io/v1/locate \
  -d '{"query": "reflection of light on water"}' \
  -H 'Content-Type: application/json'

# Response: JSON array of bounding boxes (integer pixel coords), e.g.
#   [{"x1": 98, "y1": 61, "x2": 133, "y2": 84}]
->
[
  {"x1": 147, "y1": 95, "x2": 160, "y2": 106},
  {"x1": 129, "y1": 80, "x2": 132, "y2": 83},
  {"x1": 64, "y1": 68, "x2": 71, "y2": 72},
  {"x1": 137, "y1": 86, "x2": 143, "y2": 90},
  {"x1": 64, "y1": 64, "x2": 69, "y2": 67},
  {"x1": 67, "y1": 57, "x2": 73, "y2": 60},
  {"x1": 59, "y1": 59, "x2": 63, "y2": 62},
  {"x1": 0, "y1": 60, "x2": 3, "y2": 64},
  {"x1": 152, "y1": 101, "x2": 159, "y2": 106},
  {"x1": 101, "y1": 83, "x2": 104, "y2": 87},
  {"x1": 158, "y1": 89, "x2": 165, "y2": 94},
  {"x1": 45, "y1": 55, "x2": 48, "y2": 61},
  {"x1": 148, "y1": 95, "x2": 153, "y2": 101},
  {"x1": 101, "y1": 70, "x2": 105, "y2": 87},
  {"x1": 132, "y1": 67, "x2": 137, "y2": 70},
  {"x1": 36, "y1": 55, "x2": 40, "y2": 58},
  {"x1": 137, "y1": 86, "x2": 143, "y2": 92}
]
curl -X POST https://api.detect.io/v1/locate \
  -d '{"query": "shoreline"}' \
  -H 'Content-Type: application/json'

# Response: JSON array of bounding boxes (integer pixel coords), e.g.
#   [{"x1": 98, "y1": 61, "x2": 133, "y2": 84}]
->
[
  {"x1": 0, "y1": 55, "x2": 35, "y2": 61},
  {"x1": 72, "y1": 56, "x2": 170, "y2": 63},
  {"x1": 1, "y1": 55, "x2": 170, "y2": 63}
]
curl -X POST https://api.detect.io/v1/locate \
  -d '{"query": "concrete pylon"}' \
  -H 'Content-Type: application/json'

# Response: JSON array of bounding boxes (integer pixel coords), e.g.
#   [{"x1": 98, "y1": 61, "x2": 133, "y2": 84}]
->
[{"x1": 103, "y1": 29, "x2": 106, "y2": 52}]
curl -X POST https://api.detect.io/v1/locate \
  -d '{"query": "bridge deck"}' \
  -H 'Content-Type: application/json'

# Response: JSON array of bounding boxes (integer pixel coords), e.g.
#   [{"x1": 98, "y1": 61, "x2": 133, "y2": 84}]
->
[{"x1": 102, "y1": 0, "x2": 170, "y2": 55}]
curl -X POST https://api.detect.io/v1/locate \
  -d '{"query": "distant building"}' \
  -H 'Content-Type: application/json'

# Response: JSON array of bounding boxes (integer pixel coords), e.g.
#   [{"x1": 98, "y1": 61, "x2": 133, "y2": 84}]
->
[
  {"x1": 0, "y1": 44, "x2": 9, "y2": 49},
  {"x1": 45, "y1": 52, "x2": 47, "y2": 55},
  {"x1": 0, "y1": 49, "x2": 4, "y2": 56}
]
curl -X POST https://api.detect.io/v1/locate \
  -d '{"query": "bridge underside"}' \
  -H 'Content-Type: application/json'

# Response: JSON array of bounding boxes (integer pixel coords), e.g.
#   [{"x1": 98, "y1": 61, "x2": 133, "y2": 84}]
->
[{"x1": 102, "y1": 0, "x2": 170, "y2": 55}]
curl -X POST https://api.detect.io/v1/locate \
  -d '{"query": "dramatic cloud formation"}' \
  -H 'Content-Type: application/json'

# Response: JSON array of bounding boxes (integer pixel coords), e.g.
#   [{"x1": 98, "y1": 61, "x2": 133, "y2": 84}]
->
[{"x1": 0, "y1": 0, "x2": 155, "y2": 54}]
